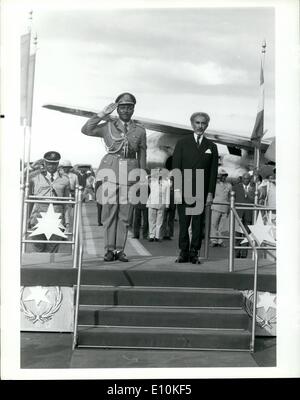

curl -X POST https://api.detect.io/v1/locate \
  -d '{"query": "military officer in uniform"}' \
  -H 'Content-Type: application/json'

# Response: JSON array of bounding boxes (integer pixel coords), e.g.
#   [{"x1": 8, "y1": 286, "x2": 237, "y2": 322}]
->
[
  {"x1": 29, "y1": 151, "x2": 70, "y2": 252},
  {"x1": 81, "y1": 93, "x2": 147, "y2": 262}
]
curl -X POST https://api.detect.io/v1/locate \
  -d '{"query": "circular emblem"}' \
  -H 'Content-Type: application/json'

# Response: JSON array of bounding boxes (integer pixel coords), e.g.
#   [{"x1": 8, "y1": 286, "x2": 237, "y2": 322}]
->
[{"x1": 20, "y1": 286, "x2": 63, "y2": 324}]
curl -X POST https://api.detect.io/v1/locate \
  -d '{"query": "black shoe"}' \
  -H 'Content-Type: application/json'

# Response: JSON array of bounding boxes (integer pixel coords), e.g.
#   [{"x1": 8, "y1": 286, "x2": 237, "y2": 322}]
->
[
  {"x1": 149, "y1": 238, "x2": 154, "y2": 242},
  {"x1": 98, "y1": 223, "x2": 103, "y2": 226},
  {"x1": 115, "y1": 251, "x2": 129, "y2": 262},
  {"x1": 132, "y1": 236, "x2": 140, "y2": 239},
  {"x1": 104, "y1": 250, "x2": 115, "y2": 262},
  {"x1": 190, "y1": 249, "x2": 201, "y2": 264},
  {"x1": 190, "y1": 254, "x2": 201, "y2": 264},
  {"x1": 175, "y1": 253, "x2": 189, "y2": 263},
  {"x1": 154, "y1": 238, "x2": 161, "y2": 242}
]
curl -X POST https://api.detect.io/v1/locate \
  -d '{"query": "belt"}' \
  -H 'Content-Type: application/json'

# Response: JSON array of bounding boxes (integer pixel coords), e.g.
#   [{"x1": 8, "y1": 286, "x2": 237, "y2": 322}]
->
[{"x1": 108, "y1": 152, "x2": 137, "y2": 160}]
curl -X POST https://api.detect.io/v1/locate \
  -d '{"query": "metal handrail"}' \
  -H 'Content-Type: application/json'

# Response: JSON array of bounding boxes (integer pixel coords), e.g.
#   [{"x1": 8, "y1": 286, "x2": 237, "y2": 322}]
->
[
  {"x1": 72, "y1": 188, "x2": 84, "y2": 350},
  {"x1": 25, "y1": 199, "x2": 76, "y2": 204},
  {"x1": 231, "y1": 207, "x2": 258, "y2": 353},
  {"x1": 29, "y1": 195, "x2": 75, "y2": 200},
  {"x1": 204, "y1": 195, "x2": 276, "y2": 260},
  {"x1": 213, "y1": 191, "x2": 276, "y2": 353}
]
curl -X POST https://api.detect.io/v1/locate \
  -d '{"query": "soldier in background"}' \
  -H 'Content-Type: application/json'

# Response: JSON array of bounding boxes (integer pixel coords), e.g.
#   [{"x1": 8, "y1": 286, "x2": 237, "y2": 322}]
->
[
  {"x1": 59, "y1": 160, "x2": 79, "y2": 198},
  {"x1": 28, "y1": 151, "x2": 70, "y2": 252},
  {"x1": 210, "y1": 168, "x2": 232, "y2": 247}
]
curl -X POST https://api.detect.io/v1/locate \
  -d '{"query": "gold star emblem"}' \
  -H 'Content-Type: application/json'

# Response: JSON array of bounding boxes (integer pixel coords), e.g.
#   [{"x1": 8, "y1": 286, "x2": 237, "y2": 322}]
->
[
  {"x1": 29, "y1": 203, "x2": 67, "y2": 240},
  {"x1": 23, "y1": 286, "x2": 51, "y2": 306},
  {"x1": 257, "y1": 292, "x2": 276, "y2": 313},
  {"x1": 241, "y1": 212, "x2": 276, "y2": 246}
]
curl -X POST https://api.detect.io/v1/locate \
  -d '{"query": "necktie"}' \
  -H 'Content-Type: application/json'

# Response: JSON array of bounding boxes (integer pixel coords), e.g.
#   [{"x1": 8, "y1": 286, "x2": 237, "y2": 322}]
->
[
  {"x1": 50, "y1": 173, "x2": 54, "y2": 182},
  {"x1": 197, "y1": 135, "x2": 201, "y2": 147},
  {"x1": 123, "y1": 123, "x2": 128, "y2": 157}
]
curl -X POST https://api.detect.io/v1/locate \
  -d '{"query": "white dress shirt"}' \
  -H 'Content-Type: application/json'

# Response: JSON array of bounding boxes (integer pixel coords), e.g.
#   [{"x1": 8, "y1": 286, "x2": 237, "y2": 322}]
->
[
  {"x1": 46, "y1": 171, "x2": 58, "y2": 182},
  {"x1": 194, "y1": 132, "x2": 204, "y2": 146}
]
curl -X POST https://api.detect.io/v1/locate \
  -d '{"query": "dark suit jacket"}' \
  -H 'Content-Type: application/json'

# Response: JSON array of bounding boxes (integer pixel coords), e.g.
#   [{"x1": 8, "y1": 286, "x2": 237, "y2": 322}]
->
[{"x1": 172, "y1": 135, "x2": 219, "y2": 200}]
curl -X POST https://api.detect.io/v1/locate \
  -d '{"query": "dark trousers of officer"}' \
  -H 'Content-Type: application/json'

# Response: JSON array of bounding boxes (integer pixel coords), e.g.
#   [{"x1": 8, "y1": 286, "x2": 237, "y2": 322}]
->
[
  {"x1": 162, "y1": 206, "x2": 176, "y2": 238},
  {"x1": 95, "y1": 180, "x2": 102, "y2": 225},
  {"x1": 97, "y1": 203, "x2": 102, "y2": 225},
  {"x1": 177, "y1": 203, "x2": 205, "y2": 255},
  {"x1": 133, "y1": 205, "x2": 149, "y2": 238},
  {"x1": 99, "y1": 183, "x2": 133, "y2": 252}
]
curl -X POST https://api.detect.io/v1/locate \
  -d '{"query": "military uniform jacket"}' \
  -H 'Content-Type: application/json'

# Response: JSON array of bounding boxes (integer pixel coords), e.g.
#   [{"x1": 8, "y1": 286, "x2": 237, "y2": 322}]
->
[
  {"x1": 172, "y1": 135, "x2": 219, "y2": 199},
  {"x1": 29, "y1": 172, "x2": 70, "y2": 227},
  {"x1": 82, "y1": 116, "x2": 147, "y2": 185}
]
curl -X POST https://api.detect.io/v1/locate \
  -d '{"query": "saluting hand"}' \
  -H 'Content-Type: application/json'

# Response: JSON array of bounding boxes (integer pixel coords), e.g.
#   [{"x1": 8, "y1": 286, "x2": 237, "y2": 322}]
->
[{"x1": 97, "y1": 103, "x2": 118, "y2": 118}]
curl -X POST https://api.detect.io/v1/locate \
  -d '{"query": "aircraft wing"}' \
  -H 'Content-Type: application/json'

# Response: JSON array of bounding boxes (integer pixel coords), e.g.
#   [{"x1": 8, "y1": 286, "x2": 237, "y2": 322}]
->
[{"x1": 43, "y1": 103, "x2": 271, "y2": 154}]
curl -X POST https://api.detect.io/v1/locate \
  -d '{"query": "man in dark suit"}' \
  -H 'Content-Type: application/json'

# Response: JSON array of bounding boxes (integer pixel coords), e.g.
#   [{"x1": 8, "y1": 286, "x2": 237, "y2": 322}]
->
[
  {"x1": 232, "y1": 172, "x2": 255, "y2": 258},
  {"x1": 172, "y1": 112, "x2": 219, "y2": 263}
]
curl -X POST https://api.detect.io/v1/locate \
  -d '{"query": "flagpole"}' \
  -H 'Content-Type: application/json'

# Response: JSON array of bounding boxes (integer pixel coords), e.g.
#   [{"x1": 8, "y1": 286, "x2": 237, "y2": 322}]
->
[
  {"x1": 21, "y1": 11, "x2": 33, "y2": 187},
  {"x1": 254, "y1": 40, "x2": 266, "y2": 172},
  {"x1": 253, "y1": 40, "x2": 266, "y2": 247},
  {"x1": 22, "y1": 12, "x2": 37, "y2": 254}
]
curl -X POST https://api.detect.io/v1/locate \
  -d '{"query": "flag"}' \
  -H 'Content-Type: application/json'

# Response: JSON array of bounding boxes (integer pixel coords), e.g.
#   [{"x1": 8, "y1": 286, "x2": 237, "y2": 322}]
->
[
  {"x1": 20, "y1": 32, "x2": 36, "y2": 126},
  {"x1": 251, "y1": 58, "x2": 265, "y2": 143},
  {"x1": 20, "y1": 33, "x2": 30, "y2": 125},
  {"x1": 264, "y1": 137, "x2": 276, "y2": 163}
]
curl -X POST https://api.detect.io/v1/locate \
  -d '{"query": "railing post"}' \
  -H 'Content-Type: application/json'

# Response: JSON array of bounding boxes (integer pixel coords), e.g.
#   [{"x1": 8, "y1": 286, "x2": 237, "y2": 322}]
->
[
  {"x1": 253, "y1": 188, "x2": 259, "y2": 225},
  {"x1": 72, "y1": 186, "x2": 82, "y2": 269},
  {"x1": 72, "y1": 186, "x2": 79, "y2": 256},
  {"x1": 250, "y1": 250, "x2": 259, "y2": 352},
  {"x1": 252, "y1": 188, "x2": 259, "y2": 260},
  {"x1": 21, "y1": 182, "x2": 30, "y2": 254},
  {"x1": 228, "y1": 191, "x2": 235, "y2": 272},
  {"x1": 73, "y1": 186, "x2": 83, "y2": 350},
  {"x1": 204, "y1": 203, "x2": 212, "y2": 259},
  {"x1": 20, "y1": 184, "x2": 25, "y2": 260}
]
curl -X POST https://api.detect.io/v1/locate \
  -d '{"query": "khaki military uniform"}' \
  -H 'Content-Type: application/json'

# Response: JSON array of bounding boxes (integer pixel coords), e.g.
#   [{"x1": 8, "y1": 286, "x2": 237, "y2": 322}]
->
[
  {"x1": 82, "y1": 116, "x2": 147, "y2": 251},
  {"x1": 29, "y1": 171, "x2": 70, "y2": 252}
]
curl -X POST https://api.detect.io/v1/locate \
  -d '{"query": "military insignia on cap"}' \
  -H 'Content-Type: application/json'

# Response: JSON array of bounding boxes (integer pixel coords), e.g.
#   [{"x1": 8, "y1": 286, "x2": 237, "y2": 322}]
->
[
  {"x1": 116, "y1": 92, "x2": 136, "y2": 105},
  {"x1": 43, "y1": 151, "x2": 61, "y2": 163}
]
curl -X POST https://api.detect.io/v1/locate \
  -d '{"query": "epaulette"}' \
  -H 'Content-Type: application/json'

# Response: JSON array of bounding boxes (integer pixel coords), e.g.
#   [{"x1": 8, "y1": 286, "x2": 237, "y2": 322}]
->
[{"x1": 135, "y1": 122, "x2": 146, "y2": 129}]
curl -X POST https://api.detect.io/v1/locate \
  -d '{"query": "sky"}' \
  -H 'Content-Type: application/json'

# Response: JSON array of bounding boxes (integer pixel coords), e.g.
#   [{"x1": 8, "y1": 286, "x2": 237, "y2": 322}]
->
[{"x1": 26, "y1": 6, "x2": 275, "y2": 167}]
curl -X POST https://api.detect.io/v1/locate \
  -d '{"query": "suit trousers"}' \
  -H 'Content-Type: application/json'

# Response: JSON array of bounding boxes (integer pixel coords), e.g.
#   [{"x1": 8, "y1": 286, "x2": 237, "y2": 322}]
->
[
  {"x1": 162, "y1": 206, "x2": 176, "y2": 238},
  {"x1": 177, "y1": 203, "x2": 205, "y2": 254},
  {"x1": 148, "y1": 207, "x2": 164, "y2": 239},
  {"x1": 99, "y1": 183, "x2": 133, "y2": 251}
]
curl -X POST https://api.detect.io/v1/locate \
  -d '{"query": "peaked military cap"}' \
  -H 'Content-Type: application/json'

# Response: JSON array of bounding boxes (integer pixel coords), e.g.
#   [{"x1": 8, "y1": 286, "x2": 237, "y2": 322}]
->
[
  {"x1": 218, "y1": 167, "x2": 228, "y2": 176},
  {"x1": 43, "y1": 151, "x2": 61, "y2": 163},
  {"x1": 115, "y1": 92, "x2": 136, "y2": 105}
]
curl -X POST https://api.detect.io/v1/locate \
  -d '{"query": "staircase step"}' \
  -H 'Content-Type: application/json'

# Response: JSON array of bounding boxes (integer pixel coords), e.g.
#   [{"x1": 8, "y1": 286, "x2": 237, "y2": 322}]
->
[
  {"x1": 77, "y1": 326, "x2": 251, "y2": 350},
  {"x1": 77, "y1": 286, "x2": 243, "y2": 307},
  {"x1": 78, "y1": 268, "x2": 271, "y2": 291},
  {"x1": 78, "y1": 306, "x2": 249, "y2": 329}
]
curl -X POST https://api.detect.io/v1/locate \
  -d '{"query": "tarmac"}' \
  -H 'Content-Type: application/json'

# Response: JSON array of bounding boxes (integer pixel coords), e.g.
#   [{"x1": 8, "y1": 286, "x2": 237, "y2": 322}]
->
[{"x1": 21, "y1": 332, "x2": 275, "y2": 369}]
